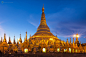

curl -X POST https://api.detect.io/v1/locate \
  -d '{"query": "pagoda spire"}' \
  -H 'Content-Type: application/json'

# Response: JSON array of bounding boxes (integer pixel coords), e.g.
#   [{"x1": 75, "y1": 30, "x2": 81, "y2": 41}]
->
[
  {"x1": 42, "y1": 4, "x2": 44, "y2": 12},
  {"x1": 20, "y1": 34, "x2": 21, "y2": 39},
  {"x1": 70, "y1": 38, "x2": 71, "y2": 44},
  {"x1": 13, "y1": 36, "x2": 16, "y2": 44},
  {"x1": 40, "y1": 4, "x2": 47, "y2": 25},
  {"x1": 66, "y1": 38, "x2": 68, "y2": 44},
  {"x1": 20, "y1": 34, "x2": 22, "y2": 43},
  {"x1": 73, "y1": 38, "x2": 74, "y2": 46},
  {"x1": 8, "y1": 36, "x2": 12, "y2": 44},
  {"x1": 9, "y1": 37, "x2": 11, "y2": 42},
  {"x1": 25, "y1": 31, "x2": 27, "y2": 42},
  {"x1": 3, "y1": 33, "x2": 6, "y2": 42}
]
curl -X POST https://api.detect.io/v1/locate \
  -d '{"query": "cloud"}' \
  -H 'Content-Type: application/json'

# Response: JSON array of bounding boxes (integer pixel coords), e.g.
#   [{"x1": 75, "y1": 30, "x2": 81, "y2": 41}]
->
[
  {"x1": 28, "y1": 21, "x2": 37, "y2": 27},
  {"x1": 27, "y1": 14, "x2": 40, "y2": 28},
  {"x1": 45, "y1": 5, "x2": 86, "y2": 38}
]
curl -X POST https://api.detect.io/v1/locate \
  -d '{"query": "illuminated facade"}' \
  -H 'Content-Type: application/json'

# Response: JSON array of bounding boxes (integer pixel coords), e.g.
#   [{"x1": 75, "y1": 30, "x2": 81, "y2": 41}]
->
[{"x1": 0, "y1": 5, "x2": 86, "y2": 53}]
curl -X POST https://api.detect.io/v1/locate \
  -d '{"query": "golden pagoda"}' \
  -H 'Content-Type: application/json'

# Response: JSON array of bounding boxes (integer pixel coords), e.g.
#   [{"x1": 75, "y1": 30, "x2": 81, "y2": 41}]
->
[
  {"x1": 28, "y1": 5, "x2": 63, "y2": 53},
  {"x1": 30, "y1": 5, "x2": 59, "y2": 42}
]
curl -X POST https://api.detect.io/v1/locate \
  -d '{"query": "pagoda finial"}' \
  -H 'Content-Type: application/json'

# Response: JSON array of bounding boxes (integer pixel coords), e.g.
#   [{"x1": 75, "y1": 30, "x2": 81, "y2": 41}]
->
[
  {"x1": 73, "y1": 38, "x2": 74, "y2": 46},
  {"x1": 14, "y1": 35, "x2": 15, "y2": 38},
  {"x1": 13, "y1": 36, "x2": 16, "y2": 44},
  {"x1": 3, "y1": 33, "x2": 6, "y2": 42},
  {"x1": 20, "y1": 34, "x2": 21, "y2": 39},
  {"x1": 66, "y1": 38, "x2": 68, "y2": 44},
  {"x1": 40, "y1": 4, "x2": 47, "y2": 26},
  {"x1": 26, "y1": 31, "x2": 27, "y2": 34},
  {"x1": 9, "y1": 37, "x2": 11, "y2": 42},
  {"x1": 42, "y1": 4, "x2": 44, "y2": 12},
  {"x1": 8, "y1": 36, "x2": 12, "y2": 44},
  {"x1": 25, "y1": 31, "x2": 27, "y2": 41},
  {"x1": 20, "y1": 34, "x2": 22, "y2": 43},
  {"x1": 70, "y1": 38, "x2": 71, "y2": 44},
  {"x1": 73, "y1": 38, "x2": 74, "y2": 43}
]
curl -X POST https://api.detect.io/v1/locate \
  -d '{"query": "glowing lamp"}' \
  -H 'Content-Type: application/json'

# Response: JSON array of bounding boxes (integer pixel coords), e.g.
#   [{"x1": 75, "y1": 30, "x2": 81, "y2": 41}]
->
[
  {"x1": 77, "y1": 35, "x2": 79, "y2": 37},
  {"x1": 73, "y1": 34, "x2": 79, "y2": 38},
  {"x1": 76, "y1": 49, "x2": 77, "y2": 52},
  {"x1": 42, "y1": 48, "x2": 46, "y2": 53},
  {"x1": 73, "y1": 35, "x2": 76, "y2": 37},
  {"x1": 24, "y1": 48, "x2": 28, "y2": 53},
  {"x1": 49, "y1": 38, "x2": 53, "y2": 40},
  {"x1": 57, "y1": 48, "x2": 60, "y2": 52},
  {"x1": 69, "y1": 48, "x2": 71, "y2": 53}
]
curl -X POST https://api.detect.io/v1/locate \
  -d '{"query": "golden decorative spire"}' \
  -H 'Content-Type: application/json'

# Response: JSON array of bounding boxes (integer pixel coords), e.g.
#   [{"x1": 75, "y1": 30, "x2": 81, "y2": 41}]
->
[
  {"x1": 73, "y1": 38, "x2": 74, "y2": 46},
  {"x1": 8, "y1": 37, "x2": 12, "y2": 44},
  {"x1": 13, "y1": 36, "x2": 16, "y2": 44},
  {"x1": 25, "y1": 31, "x2": 27, "y2": 41},
  {"x1": 70, "y1": 38, "x2": 71, "y2": 44},
  {"x1": 20, "y1": 34, "x2": 21, "y2": 39},
  {"x1": 66, "y1": 38, "x2": 68, "y2": 44},
  {"x1": 9, "y1": 37, "x2": 11, "y2": 42},
  {"x1": 20, "y1": 34, "x2": 22, "y2": 43},
  {"x1": 42, "y1": 4, "x2": 44, "y2": 12},
  {"x1": 3, "y1": 33, "x2": 6, "y2": 42},
  {"x1": 75, "y1": 33, "x2": 79, "y2": 43},
  {"x1": 40, "y1": 4, "x2": 47, "y2": 26}
]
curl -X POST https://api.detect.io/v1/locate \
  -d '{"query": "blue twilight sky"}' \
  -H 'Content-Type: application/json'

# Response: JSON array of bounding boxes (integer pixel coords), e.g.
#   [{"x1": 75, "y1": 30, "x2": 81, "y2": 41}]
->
[{"x1": 0, "y1": 0, "x2": 86, "y2": 43}]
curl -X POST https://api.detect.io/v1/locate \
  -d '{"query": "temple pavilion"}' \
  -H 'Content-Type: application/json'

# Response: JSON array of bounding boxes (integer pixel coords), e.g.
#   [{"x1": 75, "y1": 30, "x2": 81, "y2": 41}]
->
[{"x1": 0, "y1": 5, "x2": 86, "y2": 53}]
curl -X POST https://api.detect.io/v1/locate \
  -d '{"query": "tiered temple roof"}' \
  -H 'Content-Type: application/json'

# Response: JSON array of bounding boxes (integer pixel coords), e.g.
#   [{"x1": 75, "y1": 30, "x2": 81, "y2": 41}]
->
[{"x1": 30, "y1": 5, "x2": 58, "y2": 39}]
